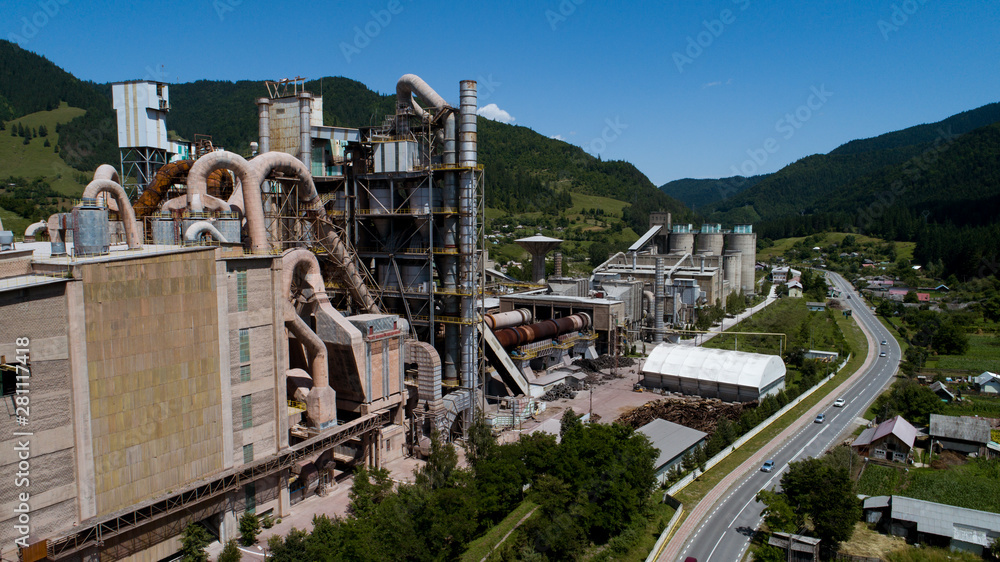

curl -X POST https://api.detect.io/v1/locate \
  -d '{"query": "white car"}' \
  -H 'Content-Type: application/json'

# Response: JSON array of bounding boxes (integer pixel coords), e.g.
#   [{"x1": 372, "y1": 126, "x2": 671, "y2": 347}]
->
[{"x1": 833, "y1": 398, "x2": 846, "y2": 407}]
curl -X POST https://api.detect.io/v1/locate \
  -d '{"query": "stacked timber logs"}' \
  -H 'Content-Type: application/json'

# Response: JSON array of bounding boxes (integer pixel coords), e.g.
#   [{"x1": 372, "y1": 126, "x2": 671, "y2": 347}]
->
[{"x1": 616, "y1": 397, "x2": 753, "y2": 435}]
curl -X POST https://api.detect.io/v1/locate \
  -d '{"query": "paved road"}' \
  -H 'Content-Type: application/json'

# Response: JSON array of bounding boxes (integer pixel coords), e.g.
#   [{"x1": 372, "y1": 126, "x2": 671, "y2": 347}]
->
[
  {"x1": 666, "y1": 271, "x2": 901, "y2": 562},
  {"x1": 678, "y1": 284, "x2": 779, "y2": 347}
]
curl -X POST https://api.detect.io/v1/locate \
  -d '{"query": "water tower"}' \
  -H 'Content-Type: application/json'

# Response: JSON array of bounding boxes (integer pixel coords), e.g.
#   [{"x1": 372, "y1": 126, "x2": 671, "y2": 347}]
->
[{"x1": 515, "y1": 234, "x2": 563, "y2": 284}]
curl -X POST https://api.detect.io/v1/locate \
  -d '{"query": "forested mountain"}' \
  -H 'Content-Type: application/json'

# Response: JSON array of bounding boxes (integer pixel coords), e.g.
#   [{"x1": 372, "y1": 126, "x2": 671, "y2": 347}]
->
[
  {"x1": 0, "y1": 41, "x2": 692, "y2": 234},
  {"x1": 658, "y1": 175, "x2": 766, "y2": 210},
  {"x1": 704, "y1": 106, "x2": 1000, "y2": 277}
]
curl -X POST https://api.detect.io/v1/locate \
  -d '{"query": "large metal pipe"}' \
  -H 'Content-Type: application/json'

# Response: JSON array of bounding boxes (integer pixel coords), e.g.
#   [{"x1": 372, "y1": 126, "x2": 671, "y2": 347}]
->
[
  {"x1": 396, "y1": 74, "x2": 451, "y2": 118},
  {"x1": 405, "y1": 340, "x2": 443, "y2": 413},
  {"x1": 643, "y1": 290, "x2": 655, "y2": 315},
  {"x1": 440, "y1": 111, "x2": 460, "y2": 383},
  {"x1": 257, "y1": 97, "x2": 272, "y2": 154},
  {"x1": 554, "y1": 252, "x2": 563, "y2": 278},
  {"x1": 655, "y1": 258, "x2": 665, "y2": 340},
  {"x1": 458, "y1": 80, "x2": 478, "y2": 389},
  {"x1": 82, "y1": 179, "x2": 142, "y2": 249},
  {"x1": 495, "y1": 312, "x2": 592, "y2": 349},
  {"x1": 187, "y1": 151, "x2": 253, "y2": 224},
  {"x1": 183, "y1": 221, "x2": 228, "y2": 243},
  {"x1": 249, "y1": 151, "x2": 320, "y2": 205},
  {"x1": 484, "y1": 309, "x2": 533, "y2": 331},
  {"x1": 298, "y1": 92, "x2": 313, "y2": 171},
  {"x1": 24, "y1": 221, "x2": 47, "y2": 240}
]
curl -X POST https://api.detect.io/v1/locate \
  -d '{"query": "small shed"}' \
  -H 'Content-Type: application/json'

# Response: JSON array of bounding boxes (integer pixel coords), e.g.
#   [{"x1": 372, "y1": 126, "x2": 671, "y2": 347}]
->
[
  {"x1": 881, "y1": 496, "x2": 1000, "y2": 555},
  {"x1": 929, "y1": 414, "x2": 991, "y2": 457},
  {"x1": 852, "y1": 416, "x2": 917, "y2": 463},
  {"x1": 768, "y1": 532, "x2": 821, "y2": 562},
  {"x1": 806, "y1": 301, "x2": 826, "y2": 312},
  {"x1": 637, "y1": 418, "x2": 707, "y2": 483},
  {"x1": 929, "y1": 381, "x2": 955, "y2": 402}
]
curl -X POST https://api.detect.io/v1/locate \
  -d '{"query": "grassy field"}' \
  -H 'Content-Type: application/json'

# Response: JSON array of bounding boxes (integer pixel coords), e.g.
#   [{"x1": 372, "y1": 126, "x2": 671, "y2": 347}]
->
[
  {"x1": 856, "y1": 458, "x2": 1000, "y2": 514},
  {"x1": 1, "y1": 103, "x2": 89, "y2": 234},
  {"x1": 704, "y1": 298, "x2": 849, "y2": 358},
  {"x1": 756, "y1": 232, "x2": 915, "y2": 262},
  {"x1": 939, "y1": 394, "x2": 1000, "y2": 419},
  {"x1": 857, "y1": 463, "x2": 904, "y2": 496},
  {"x1": 930, "y1": 334, "x2": 1000, "y2": 373},
  {"x1": 461, "y1": 500, "x2": 538, "y2": 562}
]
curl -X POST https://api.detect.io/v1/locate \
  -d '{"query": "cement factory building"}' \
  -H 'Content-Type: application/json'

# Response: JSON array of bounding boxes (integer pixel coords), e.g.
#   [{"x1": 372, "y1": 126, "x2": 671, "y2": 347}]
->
[{"x1": 0, "y1": 73, "x2": 758, "y2": 561}]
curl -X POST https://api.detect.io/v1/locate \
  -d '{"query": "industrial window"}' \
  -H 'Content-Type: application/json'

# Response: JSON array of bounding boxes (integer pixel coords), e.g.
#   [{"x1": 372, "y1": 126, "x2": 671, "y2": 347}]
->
[
  {"x1": 239, "y1": 328, "x2": 250, "y2": 364},
  {"x1": 243, "y1": 443, "x2": 253, "y2": 464},
  {"x1": 1, "y1": 365, "x2": 16, "y2": 397},
  {"x1": 244, "y1": 482, "x2": 256, "y2": 514},
  {"x1": 240, "y1": 365, "x2": 251, "y2": 383},
  {"x1": 236, "y1": 270, "x2": 247, "y2": 312},
  {"x1": 242, "y1": 395, "x2": 252, "y2": 429}
]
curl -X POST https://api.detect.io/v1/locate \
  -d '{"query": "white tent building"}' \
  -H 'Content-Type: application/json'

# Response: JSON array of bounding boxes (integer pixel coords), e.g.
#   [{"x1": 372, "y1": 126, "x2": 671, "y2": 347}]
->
[{"x1": 641, "y1": 344, "x2": 786, "y2": 402}]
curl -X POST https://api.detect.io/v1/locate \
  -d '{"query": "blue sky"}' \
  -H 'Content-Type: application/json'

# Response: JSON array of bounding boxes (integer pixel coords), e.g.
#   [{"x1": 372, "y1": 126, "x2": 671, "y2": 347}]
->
[{"x1": 4, "y1": 0, "x2": 999, "y2": 186}]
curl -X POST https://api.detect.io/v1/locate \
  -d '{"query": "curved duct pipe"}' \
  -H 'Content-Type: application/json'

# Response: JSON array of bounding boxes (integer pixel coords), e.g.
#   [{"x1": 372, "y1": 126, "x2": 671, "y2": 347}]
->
[
  {"x1": 227, "y1": 179, "x2": 244, "y2": 215},
  {"x1": 82, "y1": 179, "x2": 142, "y2": 249},
  {"x1": 248, "y1": 151, "x2": 320, "y2": 206},
  {"x1": 134, "y1": 160, "x2": 235, "y2": 218},
  {"x1": 24, "y1": 221, "x2": 47, "y2": 240},
  {"x1": 46, "y1": 213, "x2": 64, "y2": 245},
  {"x1": 643, "y1": 290, "x2": 655, "y2": 315},
  {"x1": 396, "y1": 74, "x2": 451, "y2": 119},
  {"x1": 282, "y1": 248, "x2": 339, "y2": 428},
  {"x1": 92, "y1": 165, "x2": 121, "y2": 212},
  {"x1": 590, "y1": 252, "x2": 627, "y2": 280},
  {"x1": 405, "y1": 340, "x2": 443, "y2": 414},
  {"x1": 484, "y1": 309, "x2": 533, "y2": 331},
  {"x1": 495, "y1": 312, "x2": 592, "y2": 349},
  {"x1": 187, "y1": 151, "x2": 261, "y2": 247},
  {"x1": 183, "y1": 221, "x2": 228, "y2": 243},
  {"x1": 286, "y1": 367, "x2": 312, "y2": 403}
]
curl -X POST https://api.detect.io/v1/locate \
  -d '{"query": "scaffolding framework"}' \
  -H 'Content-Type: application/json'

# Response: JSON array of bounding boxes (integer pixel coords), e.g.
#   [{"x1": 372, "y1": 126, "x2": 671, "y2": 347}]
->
[{"x1": 119, "y1": 146, "x2": 167, "y2": 198}]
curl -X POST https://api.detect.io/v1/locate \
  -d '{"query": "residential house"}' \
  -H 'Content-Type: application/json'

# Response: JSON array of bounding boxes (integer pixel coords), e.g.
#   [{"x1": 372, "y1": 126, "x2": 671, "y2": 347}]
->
[
  {"x1": 787, "y1": 280, "x2": 803, "y2": 298},
  {"x1": 917, "y1": 292, "x2": 930, "y2": 303},
  {"x1": 771, "y1": 266, "x2": 801, "y2": 284},
  {"x1": 928, "y1": 414, "x2": 992, "y2": 457},
  {"x1": 974, "y1": 371, "x2": 1000, "y2": 394},
  {"x1": 852, "y1": 415, "x2": 917, "y2": 463}
]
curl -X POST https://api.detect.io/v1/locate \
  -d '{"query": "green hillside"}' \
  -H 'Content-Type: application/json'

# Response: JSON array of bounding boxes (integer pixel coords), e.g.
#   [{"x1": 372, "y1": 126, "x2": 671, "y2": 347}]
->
[
  {"x1": 659, "y1": 174, "x2": 766, "y2": 210},
  {"x1": 0, "y1": 103, "x2": 91, "y2": 234}
]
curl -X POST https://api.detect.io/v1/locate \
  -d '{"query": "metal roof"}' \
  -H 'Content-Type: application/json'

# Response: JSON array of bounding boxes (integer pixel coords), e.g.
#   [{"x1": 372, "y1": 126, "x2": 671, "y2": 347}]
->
[
  {"x1": 642, "y1": 344, "x2": 786, "y2": 391},
  {"x1": 514, "y1": 234, "x2": 563, "y2": 243},
  {"x1": 929, "y1": 414, "x2": 991, "y2": 444},
  {"x1": 852, "y1": 416, "x2": 917, "y2": 449},
  {"x1": 628, "y1": 225, "x2": 662, "y2": 252},
  {"x1": 974, "y1": 371, "x2": 999, "y2": 385},
  {"x1": 890, "y1": 496, "x2": 1000, "y2": 546},
  {"x1": 636, "y1": 418, "x2": 707, "y2": 469},
  {"x1": 863, "y1": 495, "x2": 891, "y2": 509}
]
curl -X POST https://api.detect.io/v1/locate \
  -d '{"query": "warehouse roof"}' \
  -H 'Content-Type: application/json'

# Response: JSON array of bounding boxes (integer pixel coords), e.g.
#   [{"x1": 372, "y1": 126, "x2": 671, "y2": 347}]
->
[
  {"x1": 929, "y1": 414, "x2": 991, "y2": 444},
  {"x1": 641, "y1": 344, "x2": 786, "y2": 390},
  {"x1": 636, "y1": 418, "x2": 707, "y2": 469},
  {"x1": 890, "y1": 496, "x2": 1000, "y2": 547}
]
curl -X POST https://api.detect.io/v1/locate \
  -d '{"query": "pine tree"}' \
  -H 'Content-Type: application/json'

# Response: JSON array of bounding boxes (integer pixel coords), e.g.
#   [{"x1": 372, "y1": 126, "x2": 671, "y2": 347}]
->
[
  {"x1": 218, "y1": 539, "x2": 242, "y2": 562},
  {"x1": 0, "y1": 120, "x2": 5, "y2": 131},
  {"x1": 22, "y1": 136, "x2": 30, "y2": 145},
  {"x1": 179, "y1": 523, "x2": 211, "y2": 562},
  {"x1": 38, "y1": 124, "x2": 47, "y2": 137},
  {"x1": 44, "y1": 138, "x2": 50, "y2": 147}
]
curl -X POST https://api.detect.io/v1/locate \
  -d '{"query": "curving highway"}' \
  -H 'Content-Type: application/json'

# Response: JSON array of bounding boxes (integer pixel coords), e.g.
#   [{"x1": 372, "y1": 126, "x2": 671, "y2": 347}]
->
[{"x1": 664, "y1": 271, "x2": 902, "y2": 562}]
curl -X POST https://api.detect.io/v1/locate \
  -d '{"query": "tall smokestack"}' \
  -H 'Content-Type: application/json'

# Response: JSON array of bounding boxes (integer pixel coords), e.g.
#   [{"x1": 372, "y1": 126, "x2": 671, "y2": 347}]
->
[
  {"x1": 459, "y1": 80, "x2": 478, "y2": 392},
  {"x1": 554, "y1": 252, "x2": 563, "y2": 278},
  {"x1": 256, "y1": 98, "x2": 272, "y2": 154}
]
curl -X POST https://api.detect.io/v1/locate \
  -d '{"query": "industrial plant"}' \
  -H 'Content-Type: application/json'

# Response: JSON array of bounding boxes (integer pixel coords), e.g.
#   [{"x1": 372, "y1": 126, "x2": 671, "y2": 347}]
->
[{"x1": 0, "y1": 73, "x2": 756, "y2": 561}]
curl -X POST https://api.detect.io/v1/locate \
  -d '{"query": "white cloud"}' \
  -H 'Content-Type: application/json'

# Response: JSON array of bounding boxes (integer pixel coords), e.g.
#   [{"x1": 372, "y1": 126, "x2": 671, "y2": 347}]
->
[
  {"x1": 702, "y1": 81, "x2": 722, "y2": 89},
  {"x1": 477, "y1": 103, "x2": 515, "y2": 124},
  {"x1": 550, "y1": 134, "x2": 565, "y2": 141}
]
